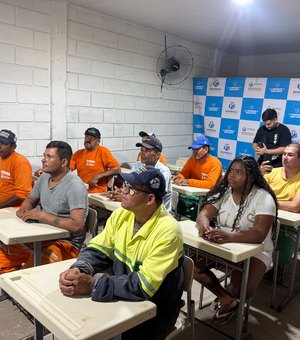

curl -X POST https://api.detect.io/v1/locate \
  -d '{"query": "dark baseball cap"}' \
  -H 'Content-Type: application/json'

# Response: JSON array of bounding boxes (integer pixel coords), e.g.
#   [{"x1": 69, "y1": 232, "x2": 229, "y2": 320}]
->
[
  {"x1": 136, "y1": 135, "x2": 163, "y2": 152},
  {"x1": 0, "y1": 129, "x2": 17, "y2": 145},
  {"x1": 85, "y1": 127, "x2": 101, "y2": 138},
  {"x1": 139, "y1": 131, "x2": 156, "y2": 137},
  {"x1": 118, "y1": 166, "x2": 166, "y2": 200}
]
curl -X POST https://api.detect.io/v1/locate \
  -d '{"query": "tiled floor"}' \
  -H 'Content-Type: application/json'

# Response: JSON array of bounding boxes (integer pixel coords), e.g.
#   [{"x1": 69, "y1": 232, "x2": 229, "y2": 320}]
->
[{"x1": 1, "y1": 260, "x2": 299, "y2": 340}]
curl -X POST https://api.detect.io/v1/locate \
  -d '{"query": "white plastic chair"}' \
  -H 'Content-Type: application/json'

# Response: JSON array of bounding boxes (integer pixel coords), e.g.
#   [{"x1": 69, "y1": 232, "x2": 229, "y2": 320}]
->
[
  {"x1": 165, "y1": 255, "x2": 195, "y2": 340},
  {"x1": 82, "y1": 207, "x2": 98, "y2": 248}
]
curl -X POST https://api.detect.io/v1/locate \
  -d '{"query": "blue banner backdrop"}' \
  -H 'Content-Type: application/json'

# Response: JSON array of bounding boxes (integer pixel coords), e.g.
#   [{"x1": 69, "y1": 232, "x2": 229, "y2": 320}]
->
[{"x1": 193, "y1": 77, "x2": 300, "y2": 170}]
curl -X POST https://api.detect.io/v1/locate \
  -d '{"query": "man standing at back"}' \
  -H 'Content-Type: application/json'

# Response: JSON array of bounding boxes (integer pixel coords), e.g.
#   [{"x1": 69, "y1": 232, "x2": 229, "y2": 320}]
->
[
  {"x1": 0, "y1": 129, "x2": 32, "y2": 208},
  {"x1": 71, "y1": 127, "x2": 120, "y2": 193},
  {"x1": 253, "y1": 108, "x2": 291, "y2": 168},
  {"x1": 173, "y1": 136, "x2": 222, "y2": 189}
]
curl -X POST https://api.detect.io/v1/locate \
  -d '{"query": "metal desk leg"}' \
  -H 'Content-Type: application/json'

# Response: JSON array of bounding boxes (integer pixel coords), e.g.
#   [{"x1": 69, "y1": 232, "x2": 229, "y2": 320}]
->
[
  {"x1": 34, "y1": 318, "x2": 44, "y2": 340},
  {"x1": 235, "y1": 258, "x2": 250, "y2": 340},
  {"x1": 33, "y1": 240, "x2": 43, "y2": 339},
  {"x1": 277, "y1": 226, "x2": 300, "y2": 312},
  {"x1": 0, "y1": 287, "x2": 9, "y2": 301},
  {"x1": 34, "y1": 241, "x2": 41, "y2": 267}
]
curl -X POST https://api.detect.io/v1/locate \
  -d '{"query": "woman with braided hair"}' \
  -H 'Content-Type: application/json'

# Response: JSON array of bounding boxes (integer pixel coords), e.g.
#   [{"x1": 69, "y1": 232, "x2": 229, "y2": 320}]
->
[{"x1": 194, "y1": 155, "x2": 278, "y2": 325}]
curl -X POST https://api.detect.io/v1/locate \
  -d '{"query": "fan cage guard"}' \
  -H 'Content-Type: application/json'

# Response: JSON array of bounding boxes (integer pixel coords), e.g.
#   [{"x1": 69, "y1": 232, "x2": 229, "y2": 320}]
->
[{"x1": 156, "y1": 45, "x2": 193, "y2": 86}]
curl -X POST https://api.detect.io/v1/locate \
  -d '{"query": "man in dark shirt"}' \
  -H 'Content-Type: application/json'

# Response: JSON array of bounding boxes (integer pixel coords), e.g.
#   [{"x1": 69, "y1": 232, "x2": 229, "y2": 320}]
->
[{"x1": 253, "y1": 108, "x2": 291, "y2": 168}]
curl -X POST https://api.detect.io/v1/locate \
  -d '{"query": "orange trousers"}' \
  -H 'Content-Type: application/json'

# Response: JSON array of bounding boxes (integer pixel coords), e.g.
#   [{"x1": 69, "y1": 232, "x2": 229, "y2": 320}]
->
[{"x1": 0, "y1": 241, "x2": 79, "y2": 274}]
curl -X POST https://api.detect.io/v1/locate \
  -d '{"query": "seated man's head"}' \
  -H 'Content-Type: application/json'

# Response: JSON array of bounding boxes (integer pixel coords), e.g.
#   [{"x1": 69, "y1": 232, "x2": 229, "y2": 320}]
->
[
  {"x1": 84, "y1": 127, "x2": 101, "y2": 151},
  {"x1": 0, "y1": 129, "x2": 17, "y2": 159},
  {"x1": 42, "y1": 141, "x2": 73, "y2": 174},
  {"x1": 188, "y1": 136, "x2": 210, "y2": 161},
  {"x1": 262, "y1": 109, "x2": 278, "y2": 130},
  {"x1": 118, "y1": 166, "x2": 166, "y2": 212},
  {"x1": 282, "y1": 143, "x2": 300, "y2": 171},
  {"x1": 136, "y1": 135, "x2": 162, "y2": 166}
]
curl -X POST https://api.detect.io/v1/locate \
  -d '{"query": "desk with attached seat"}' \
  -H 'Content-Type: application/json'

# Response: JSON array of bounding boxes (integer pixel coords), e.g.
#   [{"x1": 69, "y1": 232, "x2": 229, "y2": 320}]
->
[
  {"x1": 0, "y1": 207, "x2": 70, "y2": 267},
  {"x1": 0, "y1": 259, "x2": 156, "y2": 340},
  {"x1": 179, "y1": 219, "x2": 263, "y2": 340}
]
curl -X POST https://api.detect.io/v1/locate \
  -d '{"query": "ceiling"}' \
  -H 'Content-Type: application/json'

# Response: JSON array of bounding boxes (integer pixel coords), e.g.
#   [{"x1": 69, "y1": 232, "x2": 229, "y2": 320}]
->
[{"x1": 66, "y1": 0, "x2": 300, "y2": 56}]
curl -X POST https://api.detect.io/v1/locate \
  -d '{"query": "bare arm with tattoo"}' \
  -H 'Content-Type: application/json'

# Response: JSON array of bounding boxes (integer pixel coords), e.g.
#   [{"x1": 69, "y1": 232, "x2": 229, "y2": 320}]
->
[{"x1": 16, "y1": 194, "x2": 85, "y2": 233}]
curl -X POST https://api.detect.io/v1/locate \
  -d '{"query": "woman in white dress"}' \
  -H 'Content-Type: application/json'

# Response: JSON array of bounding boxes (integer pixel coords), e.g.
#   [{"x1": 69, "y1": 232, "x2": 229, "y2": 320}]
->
[{"x1": 194, "y1": 155, "x2": 278, "y2": 325}]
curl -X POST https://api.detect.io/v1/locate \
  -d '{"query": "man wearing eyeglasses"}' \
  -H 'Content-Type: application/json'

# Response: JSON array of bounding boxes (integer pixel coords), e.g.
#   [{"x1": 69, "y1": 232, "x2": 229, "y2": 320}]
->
[
  {"x1": 59, "y1": 166, "x2": 184, "y2": 339},
  {"x1": 134, "y1": 135, "x2": 172, "y2": 212},
  {"x1": 172, "y1": 135, "x2": 222, "y2": 188}
]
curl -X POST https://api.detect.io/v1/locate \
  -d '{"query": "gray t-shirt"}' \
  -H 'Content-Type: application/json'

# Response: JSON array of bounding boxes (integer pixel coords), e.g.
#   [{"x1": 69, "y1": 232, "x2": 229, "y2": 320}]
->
[{"x1": 31, "y1": 170, "x2": 88, "y2": 249}]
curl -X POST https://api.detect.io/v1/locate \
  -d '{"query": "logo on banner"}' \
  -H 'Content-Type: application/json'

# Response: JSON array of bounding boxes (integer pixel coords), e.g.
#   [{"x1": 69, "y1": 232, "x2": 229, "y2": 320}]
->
[
  {"x1": 265, "y1": 78, "x2": 290, "y2": 99},
  {"x1": 228, "y1": 102, "x2": 235, "y2": 110},
  {"x1": 236, "y1": 141, "x2": 255, "y2": 158},
  {"x1": 207, "y1": 78, "x2": 225, "y2": 96},
  {"x1": 193, "y1": 115, "x2": 204, "y2": 134},
  {"x1": 206, "y1": 121, "x2": 218, "y2": 133},
  {"x1": 224, "y1": 144, "x2": 230, "y2": 151},
  {"x1": 291, "y1": 130, "x2": 298, "y2": 139},
  {"x1": 224, "y1": 78, "x2": 245, "y2": 97},
  {"x1": 284, "y1": 100, "x2": 300, "y2": 124},
  {"x1": 238, "y1": 120, "x2": 260, "y2": 143},
  {"x1": 213, "y1": 80, "x2": 219, "y2": 87},
  {"x1": 193, "y1": 78, "x2": 207, "y2": 95},
  {"x1": 205, "y1": 96, "x2": 223, "y2": 117},
  {"x1": 220, "y1": 118, "x2": 239, "y2": 140},
  {"x1": 243, "y1": 78, "x2": 267, "y2": 98},
  {"x1": 241, "y1": 98, "x2": 263, "y2": 121}
]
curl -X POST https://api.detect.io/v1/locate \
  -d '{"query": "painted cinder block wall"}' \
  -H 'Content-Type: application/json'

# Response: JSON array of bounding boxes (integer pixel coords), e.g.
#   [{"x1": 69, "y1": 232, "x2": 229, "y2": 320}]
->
[{"x1": 0, "y1": 0, "x2": 238, "y2": 167}]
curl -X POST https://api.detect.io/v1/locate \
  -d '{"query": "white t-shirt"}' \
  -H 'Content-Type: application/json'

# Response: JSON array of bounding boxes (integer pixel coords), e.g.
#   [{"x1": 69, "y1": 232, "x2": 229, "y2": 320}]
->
[{"x1": 211, "y1": 186, "x2": 276, "y2": 269}]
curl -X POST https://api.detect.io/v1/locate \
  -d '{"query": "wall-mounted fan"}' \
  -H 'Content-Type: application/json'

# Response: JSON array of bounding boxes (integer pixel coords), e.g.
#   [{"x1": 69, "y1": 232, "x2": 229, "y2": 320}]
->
[{"x1": 156, "y1": 36, "x2": 193, "y2": 90}]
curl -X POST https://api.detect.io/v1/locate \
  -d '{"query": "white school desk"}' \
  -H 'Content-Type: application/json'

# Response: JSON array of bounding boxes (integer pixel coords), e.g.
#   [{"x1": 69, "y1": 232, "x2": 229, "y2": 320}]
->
[
  {"x1": 0, "y1": 207, "x2": 70, "y2": 266},
  {"x1": 88, "y1": 193, "x2": 121, "y2": 212},
  {"x1": 172, "y1": 184, "x2": 209, "y2": 197},
  {"x1": 0, "y1": 259, "x2": 156, "y2": 340},
  {"x1": 276, "y1": 209, "x2": 300, "y2": 312},
  {"x1": 179, "y1": 219, "x2": 263, "y2": 340},
  {"x1": 167, "y1": 163, "x2": 182, "y2": 173}
]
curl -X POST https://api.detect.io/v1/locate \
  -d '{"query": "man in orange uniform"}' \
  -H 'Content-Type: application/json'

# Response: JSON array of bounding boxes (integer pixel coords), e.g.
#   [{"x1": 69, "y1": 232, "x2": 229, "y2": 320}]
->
[
  {"x1": 172, "y1": 136, "x2": 222, "y2": 189},
  {"x1": 0, "y1": 129, "x2": 32, "y2": 208},
  {"x1": 70, "y1": 127, "x2": 120, "y2": 194}
]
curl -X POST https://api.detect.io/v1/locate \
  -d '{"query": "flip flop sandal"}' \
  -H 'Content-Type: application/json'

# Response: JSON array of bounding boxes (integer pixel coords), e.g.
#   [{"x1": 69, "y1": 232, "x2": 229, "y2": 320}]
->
[
  {"x1": 210, "y1": 298, "x2": 220, "y2": 313},
  {"x1": 213, "y1": 301, "x2": 239, "y2": 326}
]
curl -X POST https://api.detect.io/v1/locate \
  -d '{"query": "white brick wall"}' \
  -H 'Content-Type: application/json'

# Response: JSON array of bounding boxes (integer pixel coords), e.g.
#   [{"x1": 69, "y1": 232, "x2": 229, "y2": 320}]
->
[{"x1": 0, "y1": 0, "x2": 225, "y2": 166}]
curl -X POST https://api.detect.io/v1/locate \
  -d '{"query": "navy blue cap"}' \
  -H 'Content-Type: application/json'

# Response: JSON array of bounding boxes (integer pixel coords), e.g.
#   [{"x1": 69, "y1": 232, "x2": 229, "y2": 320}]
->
[
  {"x1": 118, "y1": 166, "x2": 166, "y2": 199},
  {"x1": 188, "y1": 136, "x2": 210, "y2": 149},
  {"x1": 0, "y1": 129, "x2": 17, "y2": 145}
]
